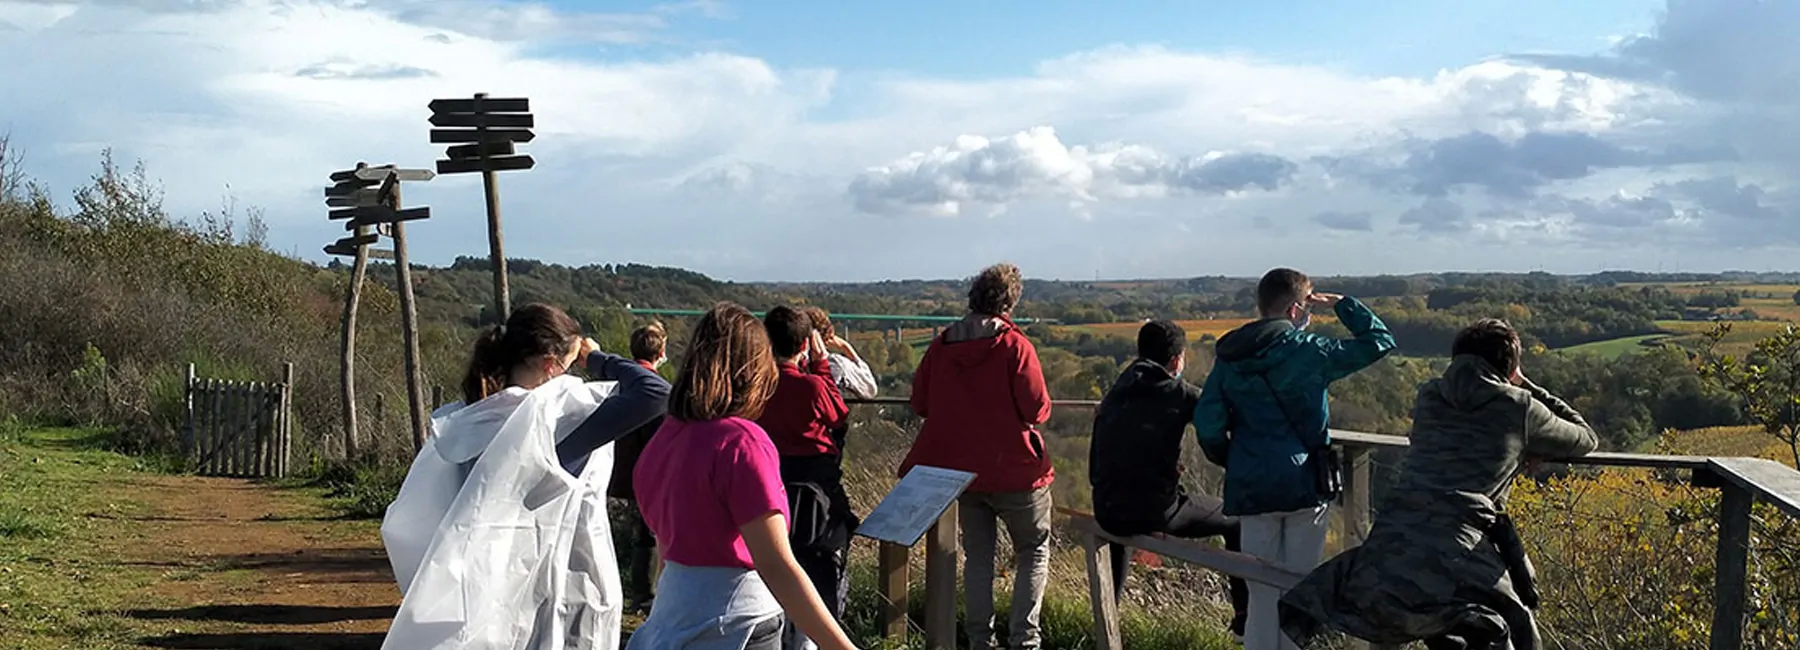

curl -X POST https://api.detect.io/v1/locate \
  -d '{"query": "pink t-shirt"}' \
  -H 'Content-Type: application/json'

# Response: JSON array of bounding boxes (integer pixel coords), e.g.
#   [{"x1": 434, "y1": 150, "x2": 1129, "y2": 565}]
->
[{"x1": 634, "y1": 416, "x2": 789, "y2": 570}]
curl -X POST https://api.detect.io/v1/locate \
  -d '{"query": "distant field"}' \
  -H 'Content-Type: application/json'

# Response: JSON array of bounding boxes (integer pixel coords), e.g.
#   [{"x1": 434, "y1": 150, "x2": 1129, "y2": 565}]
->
[
  {"x1": 1558, "y1": 334, "x2": 1671, "y2": 359},
  {"x1": 1077, "y1": 316, "x2": 1338, "y2": 339},
  {"x1": 1659, "y1": 426, "x2": 1795, "y2": 466}
]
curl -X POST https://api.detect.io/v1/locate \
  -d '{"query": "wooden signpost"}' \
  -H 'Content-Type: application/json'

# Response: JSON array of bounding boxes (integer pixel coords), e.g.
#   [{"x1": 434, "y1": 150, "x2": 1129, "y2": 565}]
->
[
  {"x1": 323, "y1": 163, "x2": 437, "y2": 454},
  {"x1": 322, "y1": 163, "x2": 379, "y2": 458},
  {"x1": 429, "y1": 93, "x2": 535, "y2": 323},
  {"x1": 857, "y1": 466, "x2": 977, "y2": 650}
]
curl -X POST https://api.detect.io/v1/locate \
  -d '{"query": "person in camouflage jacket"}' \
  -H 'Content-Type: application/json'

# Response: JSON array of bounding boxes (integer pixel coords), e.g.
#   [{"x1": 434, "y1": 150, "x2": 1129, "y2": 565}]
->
[{"x1": 1278, "y1": 318, "x2": 1599, "y2": 650}]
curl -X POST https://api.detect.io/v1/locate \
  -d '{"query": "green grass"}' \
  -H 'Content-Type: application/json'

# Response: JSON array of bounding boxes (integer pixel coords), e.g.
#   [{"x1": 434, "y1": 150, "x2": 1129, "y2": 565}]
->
[
  {"x1": 0, "y1": 427, "x2": 164, "y2": 649},
  {"x1": 1558, "y1": 334, "x2": 1671, "y2": 359}
]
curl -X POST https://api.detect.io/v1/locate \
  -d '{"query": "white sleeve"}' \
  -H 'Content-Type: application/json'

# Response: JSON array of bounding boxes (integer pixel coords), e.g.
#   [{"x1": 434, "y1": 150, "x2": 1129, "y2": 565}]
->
[{"x1": 832, "y1": 354, "x2": 879, "y2": 400}]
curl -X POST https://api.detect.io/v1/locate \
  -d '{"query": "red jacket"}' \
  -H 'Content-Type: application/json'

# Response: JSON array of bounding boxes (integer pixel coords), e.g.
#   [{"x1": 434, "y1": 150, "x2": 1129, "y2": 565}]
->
[
  {"x1": 755, "y1": 356, "x2": 850, "y2": 457},
  {"x1": 900, "y1": 316, "x2": 1054, "y2": 493}
]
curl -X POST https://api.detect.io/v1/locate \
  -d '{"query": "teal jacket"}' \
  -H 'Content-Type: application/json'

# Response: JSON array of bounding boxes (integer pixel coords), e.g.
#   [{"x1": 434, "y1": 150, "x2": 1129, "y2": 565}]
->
[{"x1": 1193, "y1": 297, "x2": 1395, "y2": 516}]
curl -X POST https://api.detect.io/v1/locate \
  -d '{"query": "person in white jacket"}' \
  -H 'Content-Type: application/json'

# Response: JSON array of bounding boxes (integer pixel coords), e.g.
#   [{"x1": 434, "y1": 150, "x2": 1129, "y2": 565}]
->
[
  {"x1": 380, "y1": 303, "x2": 669, "y2": 650},
  {"x1": 800, "y1": 307, "x2": 878, "y2": 401}
]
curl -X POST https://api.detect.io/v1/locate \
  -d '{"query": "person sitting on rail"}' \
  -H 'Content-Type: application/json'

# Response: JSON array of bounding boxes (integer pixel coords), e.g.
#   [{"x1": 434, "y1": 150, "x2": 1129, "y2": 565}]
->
[
  {"x1": 1089, "y1": 319, "x2": 1247, "y2": 640},
  {"x1": 629, "y1": 302, "x2": 858, "y2": 650},
  {"x1": 901, "y1": 262, "x2": 1055, "y2": 650},
  {"x1": 1193, "y1": 267, "x2": 1395, "y2": 650},
  {"x1": 754, "y1": 306, "x2": 854, "y2": 650},
  {"x1": 381, "y1": 302, "x2": 671, "y2": 650},
  {"x1": 610, "y1": 321, "x2": 670, "y2": 614},
  {"x1": 1278, "y1": 318, "x2": 1598, "y2": 650},
  {"x1": 800, "y1": 306, "x2": 879, "y2": 401}
]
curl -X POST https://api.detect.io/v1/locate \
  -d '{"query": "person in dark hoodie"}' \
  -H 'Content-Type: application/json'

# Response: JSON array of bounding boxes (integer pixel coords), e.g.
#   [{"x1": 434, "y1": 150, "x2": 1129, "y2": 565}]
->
[
  {"x1": 1089, "y1": 320, "x2": 1247, "y2": 639},
  {"x1": 609, "y1": 322, "x2": 669, "y2": 613},
  {"x1": 901, "y1": 262, "x2": 1054, "y2": 650},
  {"x1": 1194, "y1": 268, "x2": 1395, "y2": 650},
  {"x1": 1278, "y1": 318, "x2": 1597, "y2": 650}
]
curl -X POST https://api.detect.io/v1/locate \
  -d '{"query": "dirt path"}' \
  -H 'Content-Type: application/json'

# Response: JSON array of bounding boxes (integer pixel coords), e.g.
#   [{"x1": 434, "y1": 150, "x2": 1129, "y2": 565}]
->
[
  {"x1": 0, "y1": 429, "x2": 399, "y2": 649},
  {"x1": 118, "y1": 473, "x2": 398, "y2": 649}
]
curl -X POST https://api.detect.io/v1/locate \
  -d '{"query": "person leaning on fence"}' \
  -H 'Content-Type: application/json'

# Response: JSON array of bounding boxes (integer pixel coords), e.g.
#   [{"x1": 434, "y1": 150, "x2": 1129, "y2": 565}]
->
[
  {"x1": 900, "y1": 262, "x2": 1055, "y2": 650},
  {"x1": 1089, "y1": 319, "x2": 1248, "y2": 640},
  {"x1": 800, "y1": 306, "x2": 879, "y2": 402},
  {"x1": 754, "y1": 306, "x2": 855, "y2": 650},
  {"x1": 1193, "y1": 268, "x2": 1395, "y2": 650},
  {"x1": 628, "y1": 302, "x2": 858, "y2": 650},
  {"x1": 380, "y1": 303, "x2": 671, "y2": 650},
  {"x1": 1278, "y1": 318, "x2": 1599, "y2": 650},
  {"x1": 609, "y1": 321, "x2": 670, "y2": 613}
]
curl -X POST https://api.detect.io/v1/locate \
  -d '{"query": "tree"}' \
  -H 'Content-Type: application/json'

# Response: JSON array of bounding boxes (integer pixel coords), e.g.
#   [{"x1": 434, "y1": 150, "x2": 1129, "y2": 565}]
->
[{"x1": 1697, "y1": 322, "x2": 1800, "y2": 467}]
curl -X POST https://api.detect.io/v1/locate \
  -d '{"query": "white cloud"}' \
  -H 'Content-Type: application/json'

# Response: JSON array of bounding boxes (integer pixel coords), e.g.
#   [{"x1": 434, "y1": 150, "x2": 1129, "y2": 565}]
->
[{"x1": 2, "y1": 0, "x2": 1797, "y2": 280}]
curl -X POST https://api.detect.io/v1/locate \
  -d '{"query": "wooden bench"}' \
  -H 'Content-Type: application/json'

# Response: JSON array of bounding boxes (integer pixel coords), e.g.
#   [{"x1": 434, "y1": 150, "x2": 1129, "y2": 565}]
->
[{"x1": 1060, "y1": 508, "x2": 1305, "y2": 650}]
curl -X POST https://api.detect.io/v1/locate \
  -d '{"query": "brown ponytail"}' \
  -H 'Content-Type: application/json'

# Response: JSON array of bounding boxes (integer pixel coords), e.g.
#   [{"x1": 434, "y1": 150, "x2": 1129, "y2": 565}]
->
[{"x1": 460, "y1": 303, "x2": 583, "y2": 404}]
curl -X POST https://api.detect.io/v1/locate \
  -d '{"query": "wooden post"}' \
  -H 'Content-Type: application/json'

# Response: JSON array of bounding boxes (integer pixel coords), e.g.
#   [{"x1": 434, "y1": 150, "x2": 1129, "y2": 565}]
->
[
  {"x1": 1083, "y1": 531, "x2": 1123, "y2": 650},
  {"x1": 205, "y1": 379, "x2": 222, "y2": 475},
  {"x1": 386, "y1": 177, "x2": 429, "y2": 452},
  {"x1": 279, "y1": 363, "x2": 294, "y2": 478},
  {"x1": 925, "y1": 502, "x2": 959, "y2": 650},
  {"x1": 181, "y1": 363, "x2": 196, "y2": 464},
  {"x1": 1709, "y1": 482, "x2": 1752, "y2": 650},
  {"x1": 224, "y1": 382, "x2": 241, "y2": 477},
  {"x1": 375, "y1": 392, "x2": 388, "y2": 442},
  {"x1": 879, "y1": 541, "x2": 911, "y2": 641},
  {"x1": 474, "y1": 93, "x2": 511, "y2": 322},
  {"x1": 340, "y1": 220, "x2": 370, "y2": 460}
]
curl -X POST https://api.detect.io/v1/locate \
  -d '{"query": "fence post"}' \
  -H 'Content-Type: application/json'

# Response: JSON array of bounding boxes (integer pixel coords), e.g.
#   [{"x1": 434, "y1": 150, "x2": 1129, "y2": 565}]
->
[
  {"x1": 204, "y1": 379, "x2": 221, "y2": 475},
  {"x1": 182, "y1": 364, "x2": 196, "y2": 464},
  {"x1": 280, "y1": 362, "x2": 294, "y2": 478},
  {"x1": 879, "y1": 542, "x2": 911, "y2": 642},
  {"x1": 1082, "y1": 529, "x2": 1123, "y2": 650},
  {"x1": 1709, "y1": 482, "x2": 1752, "y2": 650},
  {"x1": 925, "y1": 502, "x2": 959, "y2": 650}
]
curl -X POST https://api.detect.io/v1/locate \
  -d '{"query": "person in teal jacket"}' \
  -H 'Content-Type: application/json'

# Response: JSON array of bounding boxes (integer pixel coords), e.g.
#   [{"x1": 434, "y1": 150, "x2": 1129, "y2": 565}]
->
[{"x1": 1193, "y1": 267, "x2": 1395, "y2": 650}]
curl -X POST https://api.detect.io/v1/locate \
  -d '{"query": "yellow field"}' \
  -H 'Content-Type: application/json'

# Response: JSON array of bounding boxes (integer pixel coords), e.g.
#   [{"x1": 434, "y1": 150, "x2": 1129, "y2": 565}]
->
[{"x1": 1659, "y1": 426, "x2": 1795, "y2": 467}]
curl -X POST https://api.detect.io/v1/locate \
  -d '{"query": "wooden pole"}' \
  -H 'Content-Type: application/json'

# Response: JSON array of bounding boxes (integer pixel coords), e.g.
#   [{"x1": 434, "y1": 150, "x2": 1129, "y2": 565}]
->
[
  {"x1": 474, "y1": 93, "x2": 511, "y2": 323},
  {"x1": 279, "y1": 362, "x2": 294, "y2": 478},
  {"x1": 924, "y1": 503, "x2": 959, "y2": 650},
  {"x1": 339, "y1": 168, "x2": 370, "y2": 460},
  {"x1": 387, "y1": 177, "x2": 429, "y2": 453},
  {"x1": 878, "y1": 542, "x2": 911, "y2": 641},
  {"x1": 1083, "y1": 530, "x2": 1123, "y2": 650},
  {"x1": 1709, "y1": 482, "x2": 1753, "y2": 650},
  {"x1": 182, "y1": 363, "x2": 196, "y2": 464}
]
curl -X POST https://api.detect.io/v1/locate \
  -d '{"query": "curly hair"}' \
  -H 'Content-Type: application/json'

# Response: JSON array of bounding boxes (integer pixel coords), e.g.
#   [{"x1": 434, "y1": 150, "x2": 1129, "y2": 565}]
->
[
  {"x1": 667, "y1": 302, "x2": 779, "y2": 421},
  {"x1": 968, "y1": 263, "x2": 1024, "y2": 316},
  {"x1": 1452, "y1": 318, "x2": 1522, "y2": 376}
]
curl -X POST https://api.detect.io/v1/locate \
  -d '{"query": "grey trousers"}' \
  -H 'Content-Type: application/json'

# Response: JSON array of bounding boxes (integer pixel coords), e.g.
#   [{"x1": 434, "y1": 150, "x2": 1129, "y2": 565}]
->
[{"x1": 959, "y1": 486, "x2": 1053, "y2": 650}]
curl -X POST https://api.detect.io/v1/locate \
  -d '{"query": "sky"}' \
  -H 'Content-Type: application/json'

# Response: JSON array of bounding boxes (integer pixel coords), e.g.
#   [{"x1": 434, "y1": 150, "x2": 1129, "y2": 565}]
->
[{"x1": 3, "y1": 0, "x2": 1798, "y2": 282}]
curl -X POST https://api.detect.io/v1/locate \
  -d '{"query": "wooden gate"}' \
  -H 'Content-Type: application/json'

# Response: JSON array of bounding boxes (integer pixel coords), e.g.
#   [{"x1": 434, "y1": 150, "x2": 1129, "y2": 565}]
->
[{"x1": 182, "y1": 363, "x2": 294, "y2": 478}]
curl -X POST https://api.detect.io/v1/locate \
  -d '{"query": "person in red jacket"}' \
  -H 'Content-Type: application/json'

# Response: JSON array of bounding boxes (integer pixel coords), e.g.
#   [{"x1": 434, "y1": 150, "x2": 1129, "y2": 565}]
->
[
  {"x1": 900, "y1": 263, "x2": 1053, "y2": 650},
  {"x1": 755, "y1": 306, "x2": 853, "y2": 650}
]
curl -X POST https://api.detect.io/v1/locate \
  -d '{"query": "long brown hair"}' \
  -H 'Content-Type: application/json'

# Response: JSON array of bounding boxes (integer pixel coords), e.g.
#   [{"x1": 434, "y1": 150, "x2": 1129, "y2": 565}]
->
[
  {"x1": 668, "y1": 302, "x2": 778, "y2": 421},
  {"x1": 461, "y1": 303, "x2": 582, "y2": 404}
]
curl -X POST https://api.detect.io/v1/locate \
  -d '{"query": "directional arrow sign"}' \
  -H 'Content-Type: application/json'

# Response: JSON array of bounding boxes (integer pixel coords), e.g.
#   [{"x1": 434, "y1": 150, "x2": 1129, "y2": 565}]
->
[
  {"x1": 429, "y1": 97, "x2": 530, "y2": 113},
  {"x1": 324, "y1": 244, "x2": 358, "y2": 257},
  {"x1": 348, "y1": 207, "x2": 431, "y2": 228},
  {"x1": 324, "y1": 187, "x2": 381, "y2": 207},
  {"x1": 329, "y1": 167, "x2": 376, "y2": 182},
  {"x1": 335, "y1": 233, "x2": 379, "y2": 247},
  {"x1": 324, "y1": 179, "x2": 377, "y2": 196},
  {"x1": 353, "y1": 167, "x2": 436, "y2": 182},
  {"x1": 329, "y1": 205, "x2": 397, "y2": 221},
  {"x1": 431, "y1": 128, "x2": 535, "y2": 144},
  {"x1": 446, "y1": 141, "x2": 516, "y2": 159},
  {"x1": 436, "y1": 155, "x2": 535, "y2": 175},
  {"x1": 429, "y1": 112, "x2": 534, "y2": 128}
]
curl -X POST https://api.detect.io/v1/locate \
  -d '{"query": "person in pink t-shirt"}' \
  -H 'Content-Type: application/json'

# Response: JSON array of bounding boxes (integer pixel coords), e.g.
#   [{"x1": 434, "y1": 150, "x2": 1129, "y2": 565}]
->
[{"x1": 630, "y1": 303, "x2": 858, "y2": 650}]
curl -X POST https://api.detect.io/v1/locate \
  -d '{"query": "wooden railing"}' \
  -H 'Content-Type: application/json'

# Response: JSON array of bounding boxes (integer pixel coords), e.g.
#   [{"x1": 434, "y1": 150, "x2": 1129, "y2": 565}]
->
[{"x1": 847, "y1": 397, "x2": 1800, "y2": 650}]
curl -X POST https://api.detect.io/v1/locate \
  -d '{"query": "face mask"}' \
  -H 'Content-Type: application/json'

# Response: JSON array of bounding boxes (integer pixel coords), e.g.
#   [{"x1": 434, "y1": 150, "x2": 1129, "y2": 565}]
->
[{"x1": 653, "y1": 357, "x2": 666, "y2": 370}]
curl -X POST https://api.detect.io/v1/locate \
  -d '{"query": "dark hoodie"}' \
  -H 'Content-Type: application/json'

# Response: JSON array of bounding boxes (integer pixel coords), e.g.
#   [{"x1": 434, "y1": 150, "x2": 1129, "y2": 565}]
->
[
  {"x1": 901, "y1": 314, "x2": 1054, "y2": 493},
  {"x1": 1193, "y1": 297, "x2": 1395, "y2": 516},
  {"x1": 1089, "y1": 358, "x2": 1202, "y2": 529}
]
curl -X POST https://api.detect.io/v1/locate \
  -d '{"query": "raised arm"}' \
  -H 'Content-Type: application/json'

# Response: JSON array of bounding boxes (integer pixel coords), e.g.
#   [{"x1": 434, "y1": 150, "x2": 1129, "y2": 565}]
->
[
  {"x1": 556, "y1": 351, "x2": 671, "y2": 465},
  {"x1": 808, "y1": 355, "x2": 850, "y2": 431},
  {"x1": 1519, "y1": 378, "x2": 1600, "y2": 460},
  {"x1": 1318, "y1": 296, "x2": 1397, "y2": 382},
  {"x1": 1193, "y1": 369, "x2": 1231, "y2": 468}
]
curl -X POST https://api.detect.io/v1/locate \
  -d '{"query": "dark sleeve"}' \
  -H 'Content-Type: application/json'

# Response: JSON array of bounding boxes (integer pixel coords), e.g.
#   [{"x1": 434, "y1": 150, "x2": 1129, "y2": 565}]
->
[
  {"x1": 1519, "y1": 379, "x2": 1600, "y2": 459},
  {"x1": 557, "y1": 351, "x2": 672, "y2": 466}
]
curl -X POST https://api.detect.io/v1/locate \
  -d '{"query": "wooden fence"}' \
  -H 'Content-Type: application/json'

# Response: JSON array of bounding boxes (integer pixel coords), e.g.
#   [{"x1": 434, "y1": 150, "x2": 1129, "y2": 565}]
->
[{"x1": 182, "y1": 363, "x2": 294, "y2": 479}]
